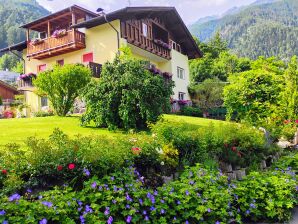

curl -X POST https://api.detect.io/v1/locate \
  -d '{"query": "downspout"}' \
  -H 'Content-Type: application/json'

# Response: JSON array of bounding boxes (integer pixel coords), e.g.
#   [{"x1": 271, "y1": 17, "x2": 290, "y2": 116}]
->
[
  {"x1": 9, "y1": 50, "x2": 25, "y2": 74},
  {"x1": 103, "y1": 14, "x2": 120, "y2": 54}
]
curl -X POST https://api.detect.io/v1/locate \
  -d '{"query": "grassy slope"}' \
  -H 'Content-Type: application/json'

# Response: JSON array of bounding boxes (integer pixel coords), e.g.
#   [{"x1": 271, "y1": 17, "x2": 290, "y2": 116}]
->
[{"x1": 0, "y1": 115, "x2": 224, "y2": 146}]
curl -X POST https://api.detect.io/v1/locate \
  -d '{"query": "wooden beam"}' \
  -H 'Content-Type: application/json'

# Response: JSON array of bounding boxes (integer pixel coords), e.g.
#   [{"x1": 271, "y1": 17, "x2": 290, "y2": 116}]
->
[
  {"x1": 29, "y1": 12, "x2": 72, "y2": 30},
  {"x1": 72, "y1": 11, "x2": 76, "y2": 26}
]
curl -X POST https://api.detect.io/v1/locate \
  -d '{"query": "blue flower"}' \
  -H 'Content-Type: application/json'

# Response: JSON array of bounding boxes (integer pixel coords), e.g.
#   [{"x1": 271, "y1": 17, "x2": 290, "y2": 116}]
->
[
  {"x1": 126, "y1": 193, "x2": 133, "y2": 202},
  {"x1": 189, "y1": 180, "x2": 194, "y2": 185},
  {"x1": 250, "y1": 203, "x2": 256, "y2": 209},
  {"x1": 104, "y1": 207, "x2": 110, "y2": 216},
  {"x1": 160, "y1": 199, "x2": 165, "y2": 203},
  {"x1": 42, "y1": 201, "x2": 53, "y2": 208},
  {"x1": 126, "y1": 215, "x2": 132, "y2": 223},
  {"x1": 107, "y1": 216, "x2": 113, "y2": 224},
  {"x1": 139, "y1": 198, "x2": 143, "y2": 205},
  {"x1": 126, "y1": 204, "x2": 130, "y2": 209},
  {"x1": 8, "y1": 193, "x2": 20, "y2": 202},
  {"x1": 83, "y1": 168, "x2": 90, "y2": 177},
  {"x1": 185, "y1": 190, "x2": 189, "y2": 196},
  {"x1": 38, "y1": 195, "x2": 43, "y2": 200},
  {"x1": 177, "y1": 200, "x2": 181, "y2": 205},
  {"x1": 160, "y1": 209, "x2": 165, "y2": 214},
  {"x1": 91, "y1": 182, "x2": 97, "y2": 189},
  {"x1": 110, "y1": 176, "x2": 115, "y2": 181},
  {"x1": 112, "y1": 200, "x2": 117, "y2": 204},
  {"x1": 2, "y1": 221, "x2": 8, "y2": 224},
  {"x1": 77, "y1": 201, "x2": 83, "y2": 206},
  {"x1": 85, "y1": 205, "x2": 93, "y2": 213},
  {"x1": 39, "y1": 218, "x2": 47, "y2": 224},
  {"x1": 0, "y1": 210, "x2": 5, "y2": 216},
  {"x1": 246, "y1": 210, "x2": 250, "y2": 215},
  {"x1": 185, "y1": 221, "x2": 189, "y2": 224},
  {"x1": 143, "y1": 211, "x2": 147, "y2": 215},
  {"x1": 144, "y1": 216, "x2": 149, "y2": 221},
  {"x1": 215, "y1": 221, "x2": 220, "y2": 224},
  {"x1": 207, "y1": 208, "x2": 211, "y2": 213},
  {"x1": 27, "y1": 189, "x2": 32, "y2": 193},
  {"x1": 150, "y1": 206, "x2": 155, "y2": 211},
  {"x1": 80, "y1": 215, "x2": 85, "y2": 224}
]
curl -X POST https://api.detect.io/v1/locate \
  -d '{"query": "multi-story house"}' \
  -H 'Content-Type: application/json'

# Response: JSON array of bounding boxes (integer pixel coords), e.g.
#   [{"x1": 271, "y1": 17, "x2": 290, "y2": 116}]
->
[{"x1": 0, "y1": 5, "x2": 202, "y2": 114}]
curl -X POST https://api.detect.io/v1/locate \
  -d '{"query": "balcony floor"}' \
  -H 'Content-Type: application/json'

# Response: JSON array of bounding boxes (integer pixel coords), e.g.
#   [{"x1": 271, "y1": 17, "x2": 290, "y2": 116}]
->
[{"x1": 27, "y1": 42, "x2": 85, "y2": 60}]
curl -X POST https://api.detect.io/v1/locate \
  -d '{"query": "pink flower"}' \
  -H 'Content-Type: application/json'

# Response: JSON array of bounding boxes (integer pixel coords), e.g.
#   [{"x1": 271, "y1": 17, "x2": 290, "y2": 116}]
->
[
  {"x1": 68, "y1": 163, "x2": 75, "y2": 170},
  {"x1": 132, "y1": 147, "x2": 141, "y2": 155}
]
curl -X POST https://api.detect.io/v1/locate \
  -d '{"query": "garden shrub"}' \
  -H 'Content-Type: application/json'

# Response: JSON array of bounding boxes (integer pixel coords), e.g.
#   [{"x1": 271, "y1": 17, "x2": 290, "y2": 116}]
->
[
  {"x1": 179, "y1": 106, "x2": 203, "y2": 117},
  {"x1": 151, "y1": 118, "x2": 275, "y2": 168},
  {"x1": 34, "y1": 64, "x2": 91, "y2": 116},
  {"x1": 0, "y1": 165, "x2": 239, "y2": 224},
  {"x1": 233, "y1": 170, "x2": 297, "y2": 222},
  {"x1": 32, "y1": 110, "x2": 54, "y2": 117},
  {"x1": 81, "y1": 49, "x2": 174, "y2": 130}
]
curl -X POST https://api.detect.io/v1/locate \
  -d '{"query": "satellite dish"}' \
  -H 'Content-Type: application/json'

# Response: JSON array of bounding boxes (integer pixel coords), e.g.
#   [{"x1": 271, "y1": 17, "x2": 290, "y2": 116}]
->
[{"x1": 96, "y1": 8, "x2": 104, "y2": 13}]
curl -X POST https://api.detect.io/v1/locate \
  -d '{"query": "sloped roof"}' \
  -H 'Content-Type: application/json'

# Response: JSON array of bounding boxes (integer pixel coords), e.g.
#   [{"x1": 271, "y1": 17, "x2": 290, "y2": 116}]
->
[
  {"x1": 0, "y1": 80, "x2": 18, "y2": 93},
  {"x1": 0, "y1": 41, "x2": 27, "y2": 53},
  {"x1": 72, "y1": 7, "x2": 202, "y2": 59}
]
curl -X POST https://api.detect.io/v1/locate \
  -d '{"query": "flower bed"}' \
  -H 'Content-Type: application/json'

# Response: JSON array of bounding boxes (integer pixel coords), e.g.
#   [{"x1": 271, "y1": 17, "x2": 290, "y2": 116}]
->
[{"x1": 52, "y1": 29, "x2": 67, "y2": 38}]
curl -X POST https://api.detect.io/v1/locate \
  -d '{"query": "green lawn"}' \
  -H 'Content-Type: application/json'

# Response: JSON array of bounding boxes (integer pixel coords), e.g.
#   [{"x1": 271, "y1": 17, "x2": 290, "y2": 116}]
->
[{"x1": 0, "y1": 114, "x2": 224, "y2": 147}]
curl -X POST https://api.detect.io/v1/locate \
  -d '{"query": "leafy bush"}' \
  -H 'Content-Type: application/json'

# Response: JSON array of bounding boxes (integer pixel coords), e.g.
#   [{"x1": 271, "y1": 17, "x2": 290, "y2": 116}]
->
[
  {"x1": 233, "y1": 170, "x2": 297, "y2": 222},
  {"x1": 0, "y1": 165, "x2": 239, "y2": 224},
  {"x1": 34, "y1": 64, "x2": 91, "y2": 116},
  {"x1": 32, "y1": 110, "x2": 54, "y2": 117},
  {"x1": 179, "y1": 106, "x2": 202, "y2": 117},
  {"x1": 82, "y1": 50, "x2": 174, "y2": 130},
  {"x1": 151, "y1": 118, "x2": 274, "y2": 168}
]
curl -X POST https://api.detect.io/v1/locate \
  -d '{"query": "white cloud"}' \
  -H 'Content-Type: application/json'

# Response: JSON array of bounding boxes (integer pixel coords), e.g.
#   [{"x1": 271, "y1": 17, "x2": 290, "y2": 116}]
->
[{"x1": 37, "y1": 0, "x2": 256, "y2": 24}]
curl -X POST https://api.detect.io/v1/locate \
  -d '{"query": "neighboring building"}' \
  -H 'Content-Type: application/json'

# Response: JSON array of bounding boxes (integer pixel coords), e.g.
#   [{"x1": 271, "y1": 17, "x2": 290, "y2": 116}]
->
[
  {"x1": 0, "y1": 70, "x2": 19, "y2": 85},
  {"x1": 0, "y1": 5, "x2": 202, "y2": 114},
  {"x1": 0, "y1": 80, "x2": 18, "y2": 104}
]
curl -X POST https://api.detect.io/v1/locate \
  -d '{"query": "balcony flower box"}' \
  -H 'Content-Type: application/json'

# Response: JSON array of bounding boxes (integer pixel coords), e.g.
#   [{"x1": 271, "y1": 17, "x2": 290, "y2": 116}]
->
[
  {"x1": 30, "y1": 38, "x2": 44, "y2": 46},
  {"x1": 52, "y1": 29, "x2": 67, "y2": 38},
  {"x1": 178, "y1": 100, "x2": 189, "y2": 105},
  {"x1": 163, "y1": 72, "x2": 173, "y2": 78},
  {"x1": 18, "y1": 73, "x2": 36, "y2": 81},
  {"x1": 153, "y1": 39, "x2": 171, "y2": 50}
]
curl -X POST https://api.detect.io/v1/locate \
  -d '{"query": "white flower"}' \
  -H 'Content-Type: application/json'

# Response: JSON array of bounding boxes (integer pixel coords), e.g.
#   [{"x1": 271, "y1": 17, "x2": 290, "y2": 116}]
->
[
  {"x1": 160, "y1": 161, "x2": 165, "y2": 166},
  {"x1": 152, "y1": 133, "x2": 157, "y2": 138},
  {"x1": 156, "y1": 147, "x2": 163, "y2": 155}
]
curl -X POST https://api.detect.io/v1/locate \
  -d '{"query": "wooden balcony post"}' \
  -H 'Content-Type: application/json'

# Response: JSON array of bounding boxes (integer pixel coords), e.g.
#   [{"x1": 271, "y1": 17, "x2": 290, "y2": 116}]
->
[
  {"x1": 26, "y1": 29, "x2": 30, "y2": 41},
  {"x1": 47, "y1": 21, "x2": 51, "y2": 38}
]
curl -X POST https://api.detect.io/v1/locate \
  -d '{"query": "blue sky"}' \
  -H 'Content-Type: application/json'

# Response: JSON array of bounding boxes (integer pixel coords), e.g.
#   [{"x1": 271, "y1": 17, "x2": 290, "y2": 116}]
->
[{"x1": 37, "y1": 0, "x2": 256, "y2": 24}]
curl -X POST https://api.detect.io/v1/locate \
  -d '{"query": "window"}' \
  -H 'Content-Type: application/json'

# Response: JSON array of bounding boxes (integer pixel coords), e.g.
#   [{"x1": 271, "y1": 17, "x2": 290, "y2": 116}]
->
[
  {"x1": 38, "y1": 64, "x2": 47, "y2": 73},
  {"x1": 41, "y1": 97, "x2": 48, "y2": 107},
  {"x1": 39, "y1": 32, "x2": 47, "y2": 39},
  {"x1": 83, "y1": 52, "x2": 93, "y2": 63},
  {"x1": 178, "y1": 92, "x2": 185, "y2": 100},
  {"x1": 177, "y1": 67, "x2": 185, "y2": 79},
  {"x1": 142, "y1": 23, "x2": 148, "y2": 37},
  {"x1": 57, "y1": 59, "x2": 64, "y2": 66}
]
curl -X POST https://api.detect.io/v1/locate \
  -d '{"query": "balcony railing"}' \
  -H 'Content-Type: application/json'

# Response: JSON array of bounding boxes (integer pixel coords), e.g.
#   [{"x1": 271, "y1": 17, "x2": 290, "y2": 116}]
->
[
  {"x1": 121, "y1": 22, "x2": 171, "y2": 60},
  {"x1": 27, "y1": 30, "x2": 86, "y2": 59},
  {"x1": 17, "y1": 79, "x2": 34, "y2": 90}
]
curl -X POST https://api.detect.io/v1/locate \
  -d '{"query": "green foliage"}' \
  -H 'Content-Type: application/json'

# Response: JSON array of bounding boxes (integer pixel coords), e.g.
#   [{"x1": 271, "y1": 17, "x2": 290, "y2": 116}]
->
[
  {"x1": 190, "y1": 0, "x2": 298, "y2": 59},
  {"x1": 150, "y1": 119, "x2": 273, "y2": 168},
  {"x1": 0, "y1": 165, "x2": 239, "y2": 224},
  {"x1": 233, "y1": 170, "x2": 297, "y2": 222},
  {"x1": 32, "y1": 110, "x2": 54, "y2": 117},
  {"x1": 11, "y1": 60, "x2": 24, "y2": 74},
  {"x1": 179, "y1": 106, "x2": 203, "y2": 117},
  {"x1": 223, "y1": 64, "x2": 282, "y2": 124},
  {"x1": 0, "y1": 54, "x2": 19, "y2": 71},
  {"x1": 0, "y1": 0, "x2": 49, "y2": 49},
  {"x1": 190, "y1": 36, "x2": 251, "y2": 83},
  {"x1": 34, "y1": 64, "x2": 91, "y2": 116},
  {"x1": 82, "y1": 51, "x2": 174, "y2": 130},
  {"x1": 189, "y1": 77, "x2": 225, "y2": 113},
  {"x1": 280, "y1": 56, "x2": 298, "y2": 120}
]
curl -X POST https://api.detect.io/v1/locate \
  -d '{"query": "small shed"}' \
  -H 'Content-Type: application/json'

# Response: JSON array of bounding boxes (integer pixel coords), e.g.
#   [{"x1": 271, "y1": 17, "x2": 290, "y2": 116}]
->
[{"x1": 0, "y1": 80, "x2": 18, "y2": 103}]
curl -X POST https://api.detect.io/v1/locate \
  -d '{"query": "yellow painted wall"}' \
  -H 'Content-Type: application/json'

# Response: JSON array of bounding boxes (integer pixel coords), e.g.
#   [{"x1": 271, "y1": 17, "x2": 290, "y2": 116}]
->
[{"x1": 24, "y1": 90, "x2": 41, "y2": 115}]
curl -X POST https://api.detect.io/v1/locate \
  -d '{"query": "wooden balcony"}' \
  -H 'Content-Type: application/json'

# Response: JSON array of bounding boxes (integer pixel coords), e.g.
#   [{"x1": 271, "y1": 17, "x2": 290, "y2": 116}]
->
[
  {"x1": 121, "y1": 21, "x2": 171, "y2": 60},
  {"x1": 17, "y1": 79, "x2": 34, "y2": 90},
  {"x1": 27, "y1": 30, "x2": 86, "y2": 59}
]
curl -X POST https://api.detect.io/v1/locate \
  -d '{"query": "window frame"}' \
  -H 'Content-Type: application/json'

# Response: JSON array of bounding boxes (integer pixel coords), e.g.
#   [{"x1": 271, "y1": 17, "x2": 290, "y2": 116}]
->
[
  {"x1": 142, "y1": 22, "x2": 148, "y2": 37},
  {"x1": 178, "y1": 92, "x2": 185, "y2": 100},
  {"x1": 38, "y1": 64, "x2": 47, "y2": 73},
  {"x1": 41, "y1": 96, "x2": 48, "y2": 107},
  {"x1": 177, "y1": 67, "x2": 185, "y2": 80},
  {"x1": 83, "y1": 52, "x2": 94, "y2": 63}
]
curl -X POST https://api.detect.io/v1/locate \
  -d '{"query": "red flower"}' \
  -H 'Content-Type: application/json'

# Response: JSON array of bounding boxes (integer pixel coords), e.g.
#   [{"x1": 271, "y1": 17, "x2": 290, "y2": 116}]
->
[
  {"x1": 57, "y1": 165, "x2": 63, "y2": 171},
  {"x1": 1, "y1": 169, "x2": 7, "y2": 175},
  {"x1": 68, "y1": 163, "x2": 75, "y2": 170},
  {"x1": 132, "y1": 147, "x2": 141, "y2": 155},
  {"x1": 231, "y1": 146, "x2": 237, "y2": 152},
  {"x1": 237, "y1": 152, "x2": 242, "y2": 158},
  {"x1": 295, "y1": 120, "x2": 298, "y2": 124}
]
